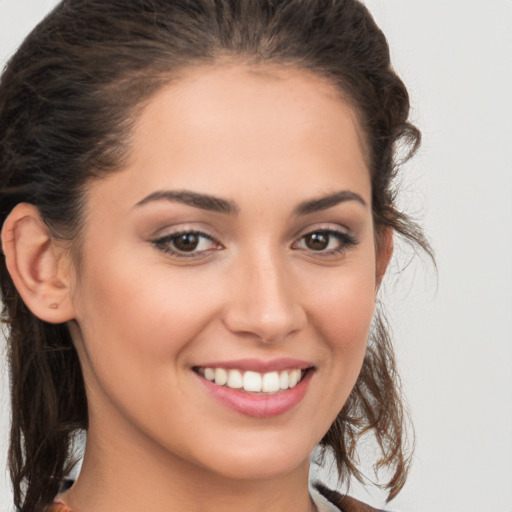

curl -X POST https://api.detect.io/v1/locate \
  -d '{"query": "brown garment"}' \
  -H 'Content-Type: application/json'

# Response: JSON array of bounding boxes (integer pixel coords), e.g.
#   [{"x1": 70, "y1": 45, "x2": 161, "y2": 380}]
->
[{"x1": 316, "y1": 483, "x2": 388, "y2": 512}]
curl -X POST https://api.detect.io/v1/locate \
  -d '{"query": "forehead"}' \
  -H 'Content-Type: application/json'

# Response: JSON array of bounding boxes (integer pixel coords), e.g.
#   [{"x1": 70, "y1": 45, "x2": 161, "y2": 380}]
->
[{"x1": 89, "y1": 63, "x2": 371, "y2": 214}]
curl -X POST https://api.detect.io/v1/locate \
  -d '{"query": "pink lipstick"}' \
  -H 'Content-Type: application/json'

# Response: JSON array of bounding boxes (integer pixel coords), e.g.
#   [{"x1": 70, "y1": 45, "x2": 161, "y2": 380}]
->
[{"x1": 193, "y1": 358, "x2": 314, "y2": 418}]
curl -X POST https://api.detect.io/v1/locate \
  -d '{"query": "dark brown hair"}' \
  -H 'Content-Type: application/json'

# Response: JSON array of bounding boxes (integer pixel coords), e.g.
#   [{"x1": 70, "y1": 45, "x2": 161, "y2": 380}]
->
[{"x1": 0, "y1": 1, "x2": 431, "y2": 511}]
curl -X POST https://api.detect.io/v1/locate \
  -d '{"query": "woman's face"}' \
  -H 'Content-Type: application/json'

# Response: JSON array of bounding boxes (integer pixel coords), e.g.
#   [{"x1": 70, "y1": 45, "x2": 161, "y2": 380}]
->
[{"x1": 67, "y1": 64, "x2": 387, "y2": 481}]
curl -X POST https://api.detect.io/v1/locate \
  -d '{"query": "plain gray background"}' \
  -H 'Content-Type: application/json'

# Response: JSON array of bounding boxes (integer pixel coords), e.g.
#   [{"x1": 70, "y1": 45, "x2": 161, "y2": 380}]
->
[{"x1": 1, "y1": 1, "x2": 511, "y2": 510}]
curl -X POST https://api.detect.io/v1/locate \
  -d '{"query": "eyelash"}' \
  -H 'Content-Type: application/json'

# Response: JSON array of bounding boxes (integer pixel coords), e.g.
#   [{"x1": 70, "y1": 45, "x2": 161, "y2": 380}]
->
[
  {"x1": 152, "y1": 228, "x2": 358, "y2": 259},
  {"x1": 292, "y1": 229, "x2": 358, "y2": 257},
  {"x1": 152, "y1": 230, "x2": 220, "y2": 258}
]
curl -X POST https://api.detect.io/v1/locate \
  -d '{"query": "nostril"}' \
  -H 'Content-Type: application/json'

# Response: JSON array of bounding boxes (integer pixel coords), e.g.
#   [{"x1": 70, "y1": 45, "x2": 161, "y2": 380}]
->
[
  {"x1": 223, "y1": 301, "x2": 306, "y2": 344},
  {"x1": 222, "y1": 259, "x2": 307, "y2": 342}
]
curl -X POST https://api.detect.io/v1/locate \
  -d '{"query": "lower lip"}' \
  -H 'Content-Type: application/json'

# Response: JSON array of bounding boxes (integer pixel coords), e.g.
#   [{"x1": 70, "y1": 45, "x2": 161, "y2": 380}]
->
[{"x1": 196, "y1": 370, "x2": 312, "y2": 418}]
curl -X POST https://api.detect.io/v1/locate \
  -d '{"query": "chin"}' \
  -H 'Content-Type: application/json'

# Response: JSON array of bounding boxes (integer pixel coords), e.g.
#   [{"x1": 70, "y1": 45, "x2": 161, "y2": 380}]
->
[{"x1": 186, "y1": 433, "x2": 315, "y2": 482}]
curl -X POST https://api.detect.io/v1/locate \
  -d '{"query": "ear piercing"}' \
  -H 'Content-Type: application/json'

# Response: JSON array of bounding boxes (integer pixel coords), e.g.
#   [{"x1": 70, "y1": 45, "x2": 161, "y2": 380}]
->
[{"x1": 49, "y1": 303, "x2": 59, "y2": 309}]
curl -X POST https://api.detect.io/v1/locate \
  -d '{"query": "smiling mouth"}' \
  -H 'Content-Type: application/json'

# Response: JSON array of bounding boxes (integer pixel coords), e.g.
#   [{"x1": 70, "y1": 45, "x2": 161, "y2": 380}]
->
[{"x1": 194, "y1": 367, "x2": 311, "y2": 394}]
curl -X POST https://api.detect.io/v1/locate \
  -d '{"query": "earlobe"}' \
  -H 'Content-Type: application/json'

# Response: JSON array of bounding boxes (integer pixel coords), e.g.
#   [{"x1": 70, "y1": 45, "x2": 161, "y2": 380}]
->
[
  {"x1": 1, "y1": 203, "x2": 75, "y2": 323},
  {"x1": 375, "y1": 227, "x2": 394, "y2": 290}
]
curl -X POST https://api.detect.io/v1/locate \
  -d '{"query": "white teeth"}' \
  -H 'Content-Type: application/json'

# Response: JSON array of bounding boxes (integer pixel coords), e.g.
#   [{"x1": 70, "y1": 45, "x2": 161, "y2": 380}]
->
[
  {"x1": 279, "y1": 371, "x2": 289, "y2": 390},
  {"x1": 288, "y1": 369, "x2": 301, "y2": 388},
  {"x1": 214, "y1": 368, "x2": 228, "y2": 386},
  {"x1": 202, "y1": 367, "x2": 306, "y2": 394},
  {"x1": 262, "y1": 371, "x2": 280, "y2": 393},
  {"x1": 204, "y1": 367, "x2": 215, "y2": 381},
  {"x1": 243, "y1": 371, "x2": 262, "y2": 392},
  {"x1": 227, "y1": 369, "x2": 243, "y2": 389}
]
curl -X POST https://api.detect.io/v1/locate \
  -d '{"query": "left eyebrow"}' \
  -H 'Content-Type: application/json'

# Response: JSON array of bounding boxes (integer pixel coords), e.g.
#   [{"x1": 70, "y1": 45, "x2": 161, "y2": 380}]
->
[{"x1": 293, "y1": 190, "x2": 367, "y2": 216}]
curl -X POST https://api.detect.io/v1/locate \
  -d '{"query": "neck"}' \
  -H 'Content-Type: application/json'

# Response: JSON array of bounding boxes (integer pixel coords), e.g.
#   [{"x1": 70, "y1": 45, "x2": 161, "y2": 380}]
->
[{"x1": 61, "y1": 421, "x2": 315, "y2": 512}]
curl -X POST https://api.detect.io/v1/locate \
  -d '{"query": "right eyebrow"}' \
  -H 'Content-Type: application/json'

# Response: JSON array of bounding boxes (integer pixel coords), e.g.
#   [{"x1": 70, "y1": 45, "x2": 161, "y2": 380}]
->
[{"x1": 134, "y1": 190, "x2": 239, "y2": 215}]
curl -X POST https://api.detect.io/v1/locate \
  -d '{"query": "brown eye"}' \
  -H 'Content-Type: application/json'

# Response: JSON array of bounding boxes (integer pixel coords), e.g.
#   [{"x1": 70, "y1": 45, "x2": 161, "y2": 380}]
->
[
  {"x1": 293, "y1": 229, "x2": 358, "y2": 255},
  {"x1": 173, "y1": 233, "x2": 200, "y2": 252},
  {"x1": 153, "y1": 230, "x2": 219, "y2": 257},
  {"x1": 304, "y1": 232, "x2": 329, "y2": 251}
]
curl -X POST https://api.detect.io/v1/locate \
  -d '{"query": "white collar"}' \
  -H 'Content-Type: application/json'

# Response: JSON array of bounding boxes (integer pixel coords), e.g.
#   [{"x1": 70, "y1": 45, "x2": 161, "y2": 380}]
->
[{"x1": 310, "y1": 485, "x2": 341, "y2": 512}]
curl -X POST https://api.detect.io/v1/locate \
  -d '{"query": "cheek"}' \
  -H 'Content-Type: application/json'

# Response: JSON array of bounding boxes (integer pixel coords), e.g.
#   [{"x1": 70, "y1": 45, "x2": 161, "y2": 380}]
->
[
  {"x1": 287, "y1": 262, "x2": 377, "y2": 437},
  {"x1": 70, "y1": 249, "x2": 224, "y2": 400},
  {"x1": 323, "y1": 282, "x2": 375, "y2": 350},
  {"x1": 309, "y1": 257, "x2": 376, "y2": 333},
  {"x1": 69, "y1": 260, "x2": 229, "y2": 450},
  {"x1": 76, "y1": 251, "x2": 216, "y2": 344},
  {"x1": 305, "y1": 264, "x2": 376, "y2": 378}
]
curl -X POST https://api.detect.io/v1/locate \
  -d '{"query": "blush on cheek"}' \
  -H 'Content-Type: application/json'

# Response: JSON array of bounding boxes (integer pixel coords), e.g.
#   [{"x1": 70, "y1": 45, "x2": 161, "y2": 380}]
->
[{"x1": 318, "y1": 289, "x2": 375, "y2": 345}]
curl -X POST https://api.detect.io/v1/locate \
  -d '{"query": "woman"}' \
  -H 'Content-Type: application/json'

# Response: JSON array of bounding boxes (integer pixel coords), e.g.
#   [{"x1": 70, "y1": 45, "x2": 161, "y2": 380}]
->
[{"x1": 0, "y1": 1, "x2": 430, "y2": 511}]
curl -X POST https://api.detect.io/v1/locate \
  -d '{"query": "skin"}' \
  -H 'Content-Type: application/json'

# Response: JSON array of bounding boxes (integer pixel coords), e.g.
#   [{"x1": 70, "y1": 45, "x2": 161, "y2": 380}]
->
[{"x1": 3, "y1": 63, "x2": 391, "y2": 512}]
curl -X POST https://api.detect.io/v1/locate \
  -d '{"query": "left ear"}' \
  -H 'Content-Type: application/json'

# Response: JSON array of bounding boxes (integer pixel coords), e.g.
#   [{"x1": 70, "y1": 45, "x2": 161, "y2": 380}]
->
[
  {"x1": 375, "y1": 227, "x2": 393, "y2": 290},
  {"x1": 1, "y1": 203, "x2": 76, "y2": 323}
]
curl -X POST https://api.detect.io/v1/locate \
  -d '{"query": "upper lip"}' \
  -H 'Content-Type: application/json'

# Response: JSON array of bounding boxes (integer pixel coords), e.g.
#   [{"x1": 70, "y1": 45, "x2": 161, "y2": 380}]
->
[{"x1": 194, "y1": 358, "x2": 313, "y2": 373}]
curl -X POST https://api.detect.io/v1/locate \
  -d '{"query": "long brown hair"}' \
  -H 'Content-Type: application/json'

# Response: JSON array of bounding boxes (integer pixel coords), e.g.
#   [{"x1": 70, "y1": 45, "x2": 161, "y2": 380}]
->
[{"x1": 0, "y1": 1, "x2": 431, "y2": 511}]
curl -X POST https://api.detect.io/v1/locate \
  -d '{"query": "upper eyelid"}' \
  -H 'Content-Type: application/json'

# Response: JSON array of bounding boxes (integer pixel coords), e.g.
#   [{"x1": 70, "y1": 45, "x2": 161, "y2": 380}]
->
[
  {"x1": 155, "y1": 229, "x2": 214, "y2": 239},
  {"x1": 293, "y1": 229, "x2": 356, "y2": 246},
  {"x1": 151, "y1": 225, "x2": 218, "y2": 242},
  {"x1": 150, "y1": 223, "x2": 355, "y2": 246},
  {"x1": 292, "y1": 223, "x2": 352, "y2": 241}
]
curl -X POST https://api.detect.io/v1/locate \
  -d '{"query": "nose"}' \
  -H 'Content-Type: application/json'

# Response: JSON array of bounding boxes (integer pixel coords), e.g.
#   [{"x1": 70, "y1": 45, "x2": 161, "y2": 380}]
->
[{"x1": 222, "y1": 249, "x2": 306, "y2": 344}]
